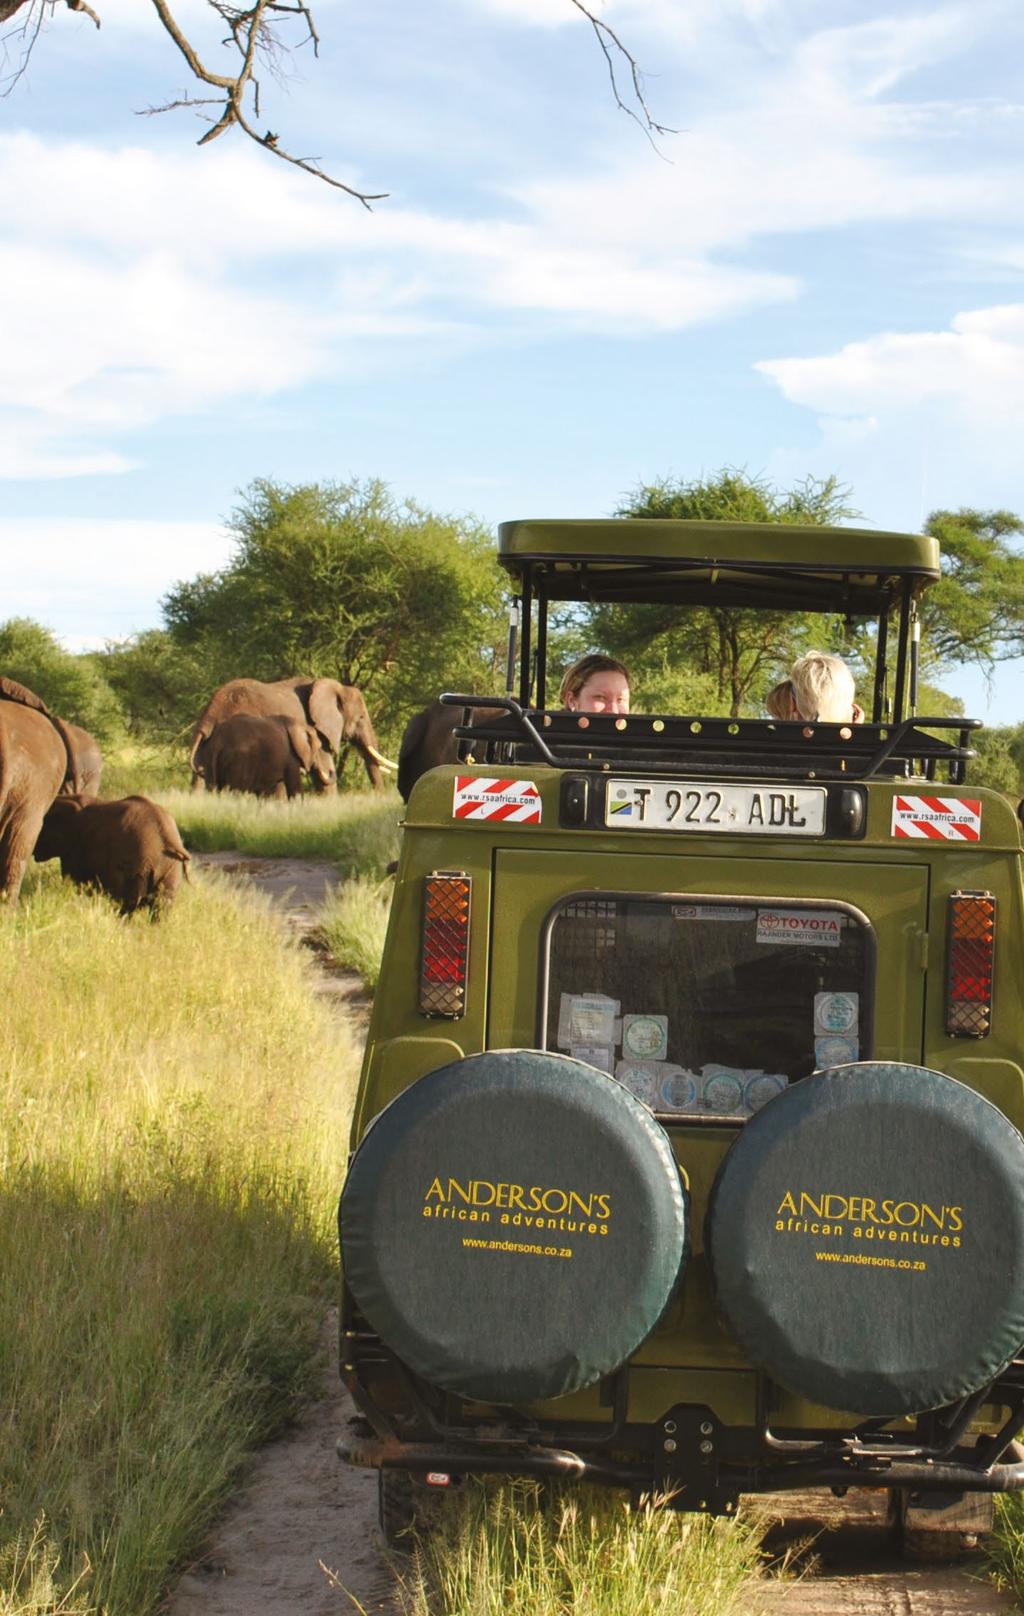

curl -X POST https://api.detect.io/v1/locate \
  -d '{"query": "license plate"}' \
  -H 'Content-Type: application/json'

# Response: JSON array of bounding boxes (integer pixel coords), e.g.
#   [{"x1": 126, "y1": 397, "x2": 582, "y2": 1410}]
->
[{"x1": 605, "y1": 779, "x2": 827, "y2": 836}]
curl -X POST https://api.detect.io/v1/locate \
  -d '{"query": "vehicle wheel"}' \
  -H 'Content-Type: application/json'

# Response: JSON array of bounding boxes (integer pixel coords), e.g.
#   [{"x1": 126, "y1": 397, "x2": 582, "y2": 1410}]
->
[
  {"x1": 377, "y1": 1469, "x2": 461, "y2": 1553},
  {"x1": 341, "y1": 1050, "x2": 689, "y2": 1404}
]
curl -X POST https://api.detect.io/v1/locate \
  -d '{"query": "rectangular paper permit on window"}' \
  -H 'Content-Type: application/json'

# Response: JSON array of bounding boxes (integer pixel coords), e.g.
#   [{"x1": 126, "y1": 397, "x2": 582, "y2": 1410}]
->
[
  {"x1": 569, "y1": 1044, "x2": 616, "y2": 1074},
  {"x1": 557, "y1": 993, "x2": 620, "y2": 1048}
]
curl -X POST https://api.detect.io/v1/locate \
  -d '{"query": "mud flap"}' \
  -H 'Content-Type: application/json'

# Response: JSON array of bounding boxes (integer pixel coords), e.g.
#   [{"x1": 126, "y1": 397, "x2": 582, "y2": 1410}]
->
[{"x1": 891, "y1": 1487, "x2": 994, "y2": 1559}]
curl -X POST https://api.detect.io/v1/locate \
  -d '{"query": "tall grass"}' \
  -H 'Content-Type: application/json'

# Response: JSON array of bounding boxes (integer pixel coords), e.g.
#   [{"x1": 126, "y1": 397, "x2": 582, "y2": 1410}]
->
[
  {"x1": 100, "y1": 742, "x2": 188, "y2": 799},
  {"x1": 392, "y1": 1481, "x2": 766, "y2": 1616},
  {"x1": 0, "y1": 865, "x2": 361, "y2": 1615},
  {"x1": 157, "y1": 788, "x2": 402, "y2": 872},
  {"x1": 319, "y1": 877, "x2": 394, "y2": 992},
  {"x1": 989, "y1": 1496, "x2": 1024, "y2": 1597}
]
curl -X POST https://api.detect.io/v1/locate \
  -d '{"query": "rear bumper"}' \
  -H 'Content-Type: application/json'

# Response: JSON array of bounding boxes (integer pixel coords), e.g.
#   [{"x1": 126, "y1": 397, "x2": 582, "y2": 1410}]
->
[{"x1": 338, "y1": 1429, "x2": 1024, "y2": 1504}]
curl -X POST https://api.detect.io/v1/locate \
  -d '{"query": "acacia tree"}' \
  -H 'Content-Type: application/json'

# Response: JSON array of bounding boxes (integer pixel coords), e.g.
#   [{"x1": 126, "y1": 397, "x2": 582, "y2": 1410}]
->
[
  {"x1": 921, "y1": 508, "x2": 1024, "y2": 672},
  {"x1": 0, "y1": 617, "x2": 123, "y2": 738},
  {"x1": 162, "y1": 477, "x2": 508, "y2": 739},
  {"x1": 1, "y1": 0, "x2": 669, "y2": 203},
  {"x1": 587, "y1": 469, "x2": 856, "y2": 717}
]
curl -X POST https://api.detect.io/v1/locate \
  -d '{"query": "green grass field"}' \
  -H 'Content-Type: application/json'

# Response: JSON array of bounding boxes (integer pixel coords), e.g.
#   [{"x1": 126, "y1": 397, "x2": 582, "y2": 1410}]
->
[
  {"x1": 377, "y1": 1480, "x2": 767, "y2": 1616},
  {"x1": 0, "y1": 864, "x2": 362, "y2": 1615},
  {"x1": 101, "y1": 744, "x2": 403, "y2": 990}
]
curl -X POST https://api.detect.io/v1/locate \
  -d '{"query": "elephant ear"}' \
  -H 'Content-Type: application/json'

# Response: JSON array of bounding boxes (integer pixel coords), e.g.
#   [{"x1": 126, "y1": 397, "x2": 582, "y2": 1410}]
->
[
  {"x1": 286, "y1": 723, "x2": 316, "y2": 769},
  {"x1": 307, "y1": 679, "x2": 346, "y2": 752}
]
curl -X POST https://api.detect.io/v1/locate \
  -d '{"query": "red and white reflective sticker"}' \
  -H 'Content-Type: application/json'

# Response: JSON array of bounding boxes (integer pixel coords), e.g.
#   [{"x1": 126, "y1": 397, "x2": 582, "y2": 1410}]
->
[
  {"x1": 453, "y1": 777, "x2": 542, "y2": 824},
  {"x1": 891, "y1": 795, "x2": 982, "y2": 841}
]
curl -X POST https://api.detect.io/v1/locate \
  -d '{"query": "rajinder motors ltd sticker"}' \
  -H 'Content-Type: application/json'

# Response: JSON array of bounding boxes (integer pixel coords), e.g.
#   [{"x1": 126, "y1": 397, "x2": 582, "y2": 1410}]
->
[{"x1": 756, "y1": 910, "x2": 842, "y2": 947}]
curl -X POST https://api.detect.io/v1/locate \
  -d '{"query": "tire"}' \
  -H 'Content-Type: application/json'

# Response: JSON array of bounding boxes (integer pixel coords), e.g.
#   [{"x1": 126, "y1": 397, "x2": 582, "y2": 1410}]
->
[
  {"x1": 377, "y1": 1469, "x2": 462, "y2": 1553},
  {"x1": 706, "y1": 1062, "x2": 1024, "y2": 1415},
  {"x1": 340, "y1": 1050, "x2": 689, "y2": 1404}
]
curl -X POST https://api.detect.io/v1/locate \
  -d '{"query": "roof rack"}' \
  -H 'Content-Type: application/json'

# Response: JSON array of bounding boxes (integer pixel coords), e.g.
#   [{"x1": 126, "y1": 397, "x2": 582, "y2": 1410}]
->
[{"x1": 440, "y1": 695, "x2": 980, "y2": 785}]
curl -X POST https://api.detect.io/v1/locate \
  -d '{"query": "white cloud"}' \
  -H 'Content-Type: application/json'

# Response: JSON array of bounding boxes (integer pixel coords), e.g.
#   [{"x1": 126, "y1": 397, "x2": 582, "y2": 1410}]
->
[
  {"x1": 757, "y1": 304, "x2": 1024, "y2": 420},
  {"x1": 3, "y1": 0, "x2": 1022, "y2": 477},
  {"x1": 2, "y1": 519, "x2": 235, "y2": 638},
  {"x1": 757, "y1": 304, "x2": 1024, "y2": 541}
]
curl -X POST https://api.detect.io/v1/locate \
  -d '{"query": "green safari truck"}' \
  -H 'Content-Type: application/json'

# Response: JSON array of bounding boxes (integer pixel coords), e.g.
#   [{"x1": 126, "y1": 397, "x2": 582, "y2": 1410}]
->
[{"x1": 338, "y1": 519, "x2": 1024, "y2": 1545}]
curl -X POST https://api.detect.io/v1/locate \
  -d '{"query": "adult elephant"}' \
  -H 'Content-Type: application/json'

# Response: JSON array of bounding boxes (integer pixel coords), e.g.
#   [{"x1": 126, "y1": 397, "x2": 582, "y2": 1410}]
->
[
  {"x1": 0, "y1": 676, "x2": 82, "y2": 902},
  {"x1": 397, "y1": 699, "x2": 506, "y2": 803},
  {"x1": 189, "y1": 678, "x2": 396, "y2": 790},
  {"x1": 202, "y1": 714, "x2": 337, "y2": 798}
]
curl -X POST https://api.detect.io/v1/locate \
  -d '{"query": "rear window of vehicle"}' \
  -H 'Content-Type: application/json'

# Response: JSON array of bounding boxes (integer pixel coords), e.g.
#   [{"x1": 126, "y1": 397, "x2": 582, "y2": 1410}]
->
[{"x1": 541, "y1": 894, "x2": 874, "y2": 1121}]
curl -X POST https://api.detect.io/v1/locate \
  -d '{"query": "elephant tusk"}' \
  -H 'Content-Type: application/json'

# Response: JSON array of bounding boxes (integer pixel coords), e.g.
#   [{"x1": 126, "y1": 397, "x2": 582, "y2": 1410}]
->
[{"x1": 365, "y1": 744, "x2": 399, "y2": 772}]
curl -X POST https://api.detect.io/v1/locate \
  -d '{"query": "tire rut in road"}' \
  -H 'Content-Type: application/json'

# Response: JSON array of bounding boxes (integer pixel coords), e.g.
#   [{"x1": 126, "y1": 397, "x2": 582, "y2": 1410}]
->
[{"x1": 755, "y1": 1489, "x2": 1019, "y2": 1613}]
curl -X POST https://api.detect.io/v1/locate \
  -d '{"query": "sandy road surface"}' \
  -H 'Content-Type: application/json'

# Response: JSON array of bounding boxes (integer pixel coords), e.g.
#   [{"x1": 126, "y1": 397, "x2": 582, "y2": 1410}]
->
[
  {"x1": 166, "y1": 854, "x2": 1021, "y2": 1616},
  {"x1": 166, "y1": 855, "x2": 396, "y2": 1615},
  {"x1": 756, "y1": 1489, "x2": 1019, "y2": 1613}
]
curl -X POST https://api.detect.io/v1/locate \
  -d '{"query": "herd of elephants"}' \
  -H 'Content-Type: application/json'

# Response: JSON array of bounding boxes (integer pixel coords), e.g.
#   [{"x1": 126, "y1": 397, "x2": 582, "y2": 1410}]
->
[{"x1": 0, "y1": 671, "x2": 472, "y2": 914}]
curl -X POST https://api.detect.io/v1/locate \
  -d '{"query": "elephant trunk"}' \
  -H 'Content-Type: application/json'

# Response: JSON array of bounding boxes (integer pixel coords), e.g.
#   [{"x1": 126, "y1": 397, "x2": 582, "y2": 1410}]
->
[{"x1": 187, "y1": 726, "x2": 209, "y2": 780}]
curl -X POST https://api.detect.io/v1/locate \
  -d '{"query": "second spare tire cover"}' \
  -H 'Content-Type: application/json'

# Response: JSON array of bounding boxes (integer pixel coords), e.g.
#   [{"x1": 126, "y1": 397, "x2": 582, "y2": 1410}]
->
[
  {"x1": 340, "y1": 1050, "x2": 688, "y2": 1404},
  {"x1": 706, "y1": 1062, "x2": 1024, "y2": 1415}
]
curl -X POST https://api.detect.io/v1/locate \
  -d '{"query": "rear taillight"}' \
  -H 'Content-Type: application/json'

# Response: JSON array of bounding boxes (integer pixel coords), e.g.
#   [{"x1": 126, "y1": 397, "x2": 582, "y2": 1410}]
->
[
  {"x1": 946, "y1": 890, "x2": 995, "y2": 1038},
  {"x1": 419, "y1": 872, "x2": 471, "y2": 1017}
]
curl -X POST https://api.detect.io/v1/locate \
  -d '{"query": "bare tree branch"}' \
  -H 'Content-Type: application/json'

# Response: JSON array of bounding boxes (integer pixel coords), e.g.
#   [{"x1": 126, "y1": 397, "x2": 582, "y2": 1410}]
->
[
  {"x1": 2, "y1": 0, "x2": 673, "y2": 199},
  {"x1": 569, "y1": 0, "x2": 676, "y2": 146},
  {"x1": 145, "y1": 0, "x2": 387, "y2": 204}
]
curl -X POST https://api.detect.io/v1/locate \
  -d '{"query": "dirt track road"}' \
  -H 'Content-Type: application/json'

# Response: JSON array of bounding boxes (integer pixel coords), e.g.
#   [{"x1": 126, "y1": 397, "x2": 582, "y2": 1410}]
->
[{"x1": 166, "y1": 854, "x2": 1021, "y2": 1616}]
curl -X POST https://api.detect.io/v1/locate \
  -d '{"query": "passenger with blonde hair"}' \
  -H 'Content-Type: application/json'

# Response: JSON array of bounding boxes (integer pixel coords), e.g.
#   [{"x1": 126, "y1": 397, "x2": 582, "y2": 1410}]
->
[{"x1": 789, "y1": 651, "x2": 863, "y2": 724}]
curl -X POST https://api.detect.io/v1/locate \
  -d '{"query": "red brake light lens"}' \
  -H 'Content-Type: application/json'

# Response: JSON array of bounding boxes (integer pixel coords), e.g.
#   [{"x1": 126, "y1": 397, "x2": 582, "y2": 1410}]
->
[
  {"x1": 419, "y1": 872, "x2": 471, "y2": 1017},
  {"x1": 946, "y1": 891, "x2": 995, "y2": 1037}
]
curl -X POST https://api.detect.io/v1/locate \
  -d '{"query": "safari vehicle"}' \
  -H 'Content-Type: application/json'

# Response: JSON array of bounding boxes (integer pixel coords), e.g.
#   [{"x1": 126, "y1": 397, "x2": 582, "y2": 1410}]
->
[{"x1": 338, "y1": 519, "x2": 1024, "y2": 1547}]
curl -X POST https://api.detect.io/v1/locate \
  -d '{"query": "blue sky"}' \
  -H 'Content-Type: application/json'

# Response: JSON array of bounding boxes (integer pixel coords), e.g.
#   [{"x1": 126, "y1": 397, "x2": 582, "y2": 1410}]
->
[{"x1": 3, "y1": 0, "x2": 1024, "y2": 721}]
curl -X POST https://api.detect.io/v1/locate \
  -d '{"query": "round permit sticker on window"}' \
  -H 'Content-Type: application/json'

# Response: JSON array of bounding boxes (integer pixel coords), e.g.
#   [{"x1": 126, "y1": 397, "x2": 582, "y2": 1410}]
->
[
  {"x1": 814, "y1": 993, "x2": 859, "y2": 1036},
  {"x1": 622, "y1": 1015, "x2": 669, "y2": 1061}
]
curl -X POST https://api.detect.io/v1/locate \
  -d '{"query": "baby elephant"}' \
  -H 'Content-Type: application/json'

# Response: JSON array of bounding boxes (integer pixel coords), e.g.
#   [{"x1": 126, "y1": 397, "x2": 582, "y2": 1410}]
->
[
  {"x1": 202, "y1": 713, "x2": 337, "y2": 797},
  {"x1": 35, "y1": 794, "x2": 190, "y2": 916}
]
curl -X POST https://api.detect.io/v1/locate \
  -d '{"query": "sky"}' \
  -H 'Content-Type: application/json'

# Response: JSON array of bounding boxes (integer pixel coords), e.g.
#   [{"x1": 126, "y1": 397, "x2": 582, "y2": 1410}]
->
[{"x1": 3, "y1": 0, "x2": 1024, "y2": 721}]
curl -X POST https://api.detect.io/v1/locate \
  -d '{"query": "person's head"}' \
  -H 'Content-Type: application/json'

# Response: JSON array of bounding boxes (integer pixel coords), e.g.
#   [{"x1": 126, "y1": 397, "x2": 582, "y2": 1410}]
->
[
  {"x1": 765, "y1": 679, "x2": 797, "y2": 720},
  {"x1": 789, "y1": 651, "x2": 857, "y2": 723},
  {"x1": 559, "y1": 654, "x2": 631, "y2": 714}
]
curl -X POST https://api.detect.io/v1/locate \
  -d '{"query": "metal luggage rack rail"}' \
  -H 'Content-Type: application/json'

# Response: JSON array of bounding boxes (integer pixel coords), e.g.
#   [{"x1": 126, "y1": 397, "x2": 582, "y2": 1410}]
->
[{"x1": 441, "y1": 694, "x2": 980, "y2": 784}]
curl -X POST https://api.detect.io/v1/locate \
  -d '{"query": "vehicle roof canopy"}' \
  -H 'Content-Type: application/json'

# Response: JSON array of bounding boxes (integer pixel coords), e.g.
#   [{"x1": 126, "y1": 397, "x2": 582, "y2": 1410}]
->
[{"x1": 497, "y1": 520, "x2": 940, "y2": 614}]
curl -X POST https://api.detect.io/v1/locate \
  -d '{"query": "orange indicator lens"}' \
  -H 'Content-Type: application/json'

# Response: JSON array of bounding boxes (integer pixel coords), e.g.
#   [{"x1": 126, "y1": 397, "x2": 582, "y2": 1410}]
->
[
  {"x1": 420, "y1": 873, "x2": 471, "y2": 1017},
  {"x1": 946, "y1": 891, "x2": 995, "y2": 1037}
]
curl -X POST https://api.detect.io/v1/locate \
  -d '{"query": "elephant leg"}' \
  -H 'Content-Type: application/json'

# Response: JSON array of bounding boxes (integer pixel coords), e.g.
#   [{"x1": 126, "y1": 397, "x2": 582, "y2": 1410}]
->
[
  {"x1": 0, "y1": 803, "x2": 47, "y2": 902},
  {"x1": 117, "y1": 873, "x2": 148, "y2": 916}
]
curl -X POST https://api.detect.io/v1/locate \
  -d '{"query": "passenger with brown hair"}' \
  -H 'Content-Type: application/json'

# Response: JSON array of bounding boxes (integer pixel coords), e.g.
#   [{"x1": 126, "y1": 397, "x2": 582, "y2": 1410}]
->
[
  {"x1": 559, "y1": 655, "x2": 631, "y2": 715},
  {"x1": 765, "y1": 679, "x2": 797, "y2": 720}
]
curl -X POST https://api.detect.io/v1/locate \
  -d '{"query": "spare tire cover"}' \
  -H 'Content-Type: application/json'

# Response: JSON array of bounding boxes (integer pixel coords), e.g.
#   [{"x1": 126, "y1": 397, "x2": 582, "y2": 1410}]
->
[
  {"x1": 706, "y1": 1062, "x2": 1024, "y2": 1415},
  {"x1": 340, "y1": 1050, "x2": 688, "y2": 1404}
]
